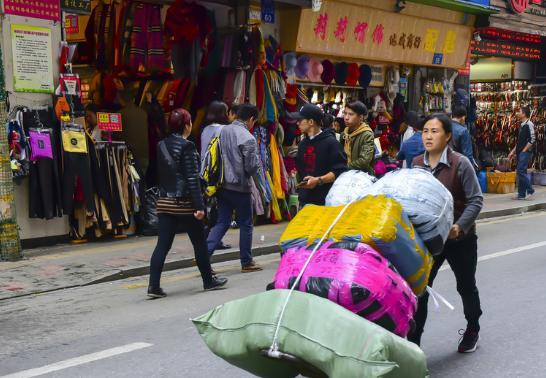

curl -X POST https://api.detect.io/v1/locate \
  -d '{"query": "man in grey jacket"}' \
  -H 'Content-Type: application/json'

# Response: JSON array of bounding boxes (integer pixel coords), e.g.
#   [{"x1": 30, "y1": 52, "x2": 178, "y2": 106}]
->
[{"x1": 207, "y1": 104, "x2": 263, "y2": 272}]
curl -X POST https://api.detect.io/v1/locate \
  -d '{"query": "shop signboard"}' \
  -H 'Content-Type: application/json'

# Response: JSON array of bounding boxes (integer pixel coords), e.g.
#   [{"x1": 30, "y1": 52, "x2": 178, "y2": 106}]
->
[
  {"x1": 471, "y1": 39, "x2": 541, "y2": 60},
  {"x1": 11, "y1": 24, "x2": 54, "y2": 94},
  {"x1": 60, "y1": 0, "x2": 91, "y2": 14},
  {"x1": 295, "y1": 1, "x2": 472, "y2": 69},
  {"x1": 261, "y1": 0, "x2": 275, "y2": 24},
  {"x1": 2, "y1": 0, "x2": 61, "y2": 21},
  {"x1": 97, "y1": 113, "x2": 123, "y2": 132},
  {"x1": 507, "y1": 0, "x2": 544, "y2": 13}
]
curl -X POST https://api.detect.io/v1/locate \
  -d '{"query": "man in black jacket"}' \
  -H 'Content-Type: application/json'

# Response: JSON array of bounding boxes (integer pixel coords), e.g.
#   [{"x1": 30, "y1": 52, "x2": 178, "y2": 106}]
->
[
  {"x1": 508, "y1": 105, "x2": 535, "y2": 200},
  {"x1": 290, "y1": 104, "x2": 347, "y2": 206}
]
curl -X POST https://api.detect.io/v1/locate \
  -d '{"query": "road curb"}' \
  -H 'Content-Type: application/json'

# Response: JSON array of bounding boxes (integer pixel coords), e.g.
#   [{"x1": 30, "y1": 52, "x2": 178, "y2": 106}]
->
[
  {"x1": 478, "y1": 202, "x2": 546, "y2": 220},
  {"x1": 86, "y1": 243, "x2": 281, "y2": 286}
]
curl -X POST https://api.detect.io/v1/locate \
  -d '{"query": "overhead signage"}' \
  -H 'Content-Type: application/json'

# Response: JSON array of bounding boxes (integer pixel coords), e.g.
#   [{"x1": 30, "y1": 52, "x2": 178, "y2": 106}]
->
[
  {"x1": 507, "y1": 0, "x2": 545, "y2": 13},
  {"x1": 261, "y1": 0, "x2": 275, "y2": 24},
  {"x1": 3, "y1": 0, "x2": 61, "y2": 21},
  {"x1": 477, "y1": 27, "x2": 542, "y2": 44},
  {"x1": 296, "y1": 1, "x2": 472, "y2": 69},
  {"x1": 60, "y1": 0, "x2": 91, "y2": 14},
  {"x1": 471, "y1": 39, "x2": 541, "y2": 60}
]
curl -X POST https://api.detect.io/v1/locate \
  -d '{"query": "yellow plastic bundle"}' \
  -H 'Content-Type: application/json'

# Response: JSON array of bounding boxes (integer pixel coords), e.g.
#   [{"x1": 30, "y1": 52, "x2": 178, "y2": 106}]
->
[{"x1": 279, "y1": 195, "x2": 433, "y2": 295}]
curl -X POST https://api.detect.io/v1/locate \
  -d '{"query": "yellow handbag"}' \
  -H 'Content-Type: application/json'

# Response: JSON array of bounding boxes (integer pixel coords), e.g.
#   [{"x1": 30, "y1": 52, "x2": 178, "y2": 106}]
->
[{"x1": 62, "y1": 129, "x2": 88, "y2": 153}]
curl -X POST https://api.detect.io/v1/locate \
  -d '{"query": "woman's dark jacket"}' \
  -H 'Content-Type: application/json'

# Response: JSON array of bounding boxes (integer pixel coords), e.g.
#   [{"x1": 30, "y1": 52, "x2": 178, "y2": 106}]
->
[{"x1": 157, "y1": 133, "x2": 205, "y2": 210}]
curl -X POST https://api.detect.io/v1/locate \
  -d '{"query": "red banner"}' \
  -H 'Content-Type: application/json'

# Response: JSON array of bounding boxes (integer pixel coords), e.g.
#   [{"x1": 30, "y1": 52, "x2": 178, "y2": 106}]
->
[{"x1": 3, "y1": 0, "x2": 61, "y2": 21}]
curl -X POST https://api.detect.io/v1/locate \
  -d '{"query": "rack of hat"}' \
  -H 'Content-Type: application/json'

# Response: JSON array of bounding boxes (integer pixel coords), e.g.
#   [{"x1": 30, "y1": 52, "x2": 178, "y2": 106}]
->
[{"x1": 286, "y1": 54, "x2": 374, "y2": 108}]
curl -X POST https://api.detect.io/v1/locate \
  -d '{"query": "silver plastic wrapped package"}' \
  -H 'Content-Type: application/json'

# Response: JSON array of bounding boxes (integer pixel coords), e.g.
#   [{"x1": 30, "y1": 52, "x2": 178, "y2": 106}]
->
[
  {"x1": 325, "y1": 170, "x2": 376, "y2": 206},
  {"x1": 363, "y1": 169, "x2": 453, "y2": 255}
]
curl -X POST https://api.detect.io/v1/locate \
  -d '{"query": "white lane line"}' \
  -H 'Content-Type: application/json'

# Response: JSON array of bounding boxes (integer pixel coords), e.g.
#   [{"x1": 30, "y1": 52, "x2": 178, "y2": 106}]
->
[
  {"x1": 439, "y1": 240, "x2": 546, "y2": 272},
  {"x1": 1, "y1": 342, "x2": 153, "y2": 378}
]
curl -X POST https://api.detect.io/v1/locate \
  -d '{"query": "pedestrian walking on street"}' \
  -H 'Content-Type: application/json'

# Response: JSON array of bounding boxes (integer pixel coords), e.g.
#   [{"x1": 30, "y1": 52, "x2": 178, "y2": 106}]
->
[
  {"x1": 508, "y1": 105, "x2": 535, "y2": 200},
  {"x1": 148, "y1": 108, "x2": 228, "y2": 298},
  {"x1": 200, "y1": 101, "x2": 232, "y2": 251},
  {"x1": 292, "y1": 104, "x2": 347, "y2": 206},
  {"x1": 397, "y1": 111, "x2": 425, "y2": 168},
  {"x1": 206, "y1": 104, "x2": 263, "y2": 273},
  {"x1": 342, "y1": 101, "x2": 375, "y2": 174},
  {"x1": 450, "y1": 105, "x2": 478, "y2": 169},
  {"x1": 411, "y1": 113, "x2": 484, "y2": 353}
]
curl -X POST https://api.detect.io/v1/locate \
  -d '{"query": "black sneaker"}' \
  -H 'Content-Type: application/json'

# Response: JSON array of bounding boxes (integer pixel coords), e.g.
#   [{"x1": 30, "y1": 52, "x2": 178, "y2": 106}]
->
[
  {"x1": 147, "y1": 287, "x2": 167, "y2": 299},
  {"x1": 204, "y1": 276, "x2": 228, "y2": 291},
  {"x1": 217, "y1": 241, "x2": 232, "y2": 250},
  {"x1": 458, "y1": 329, "x2": 480, "y2": 353}
]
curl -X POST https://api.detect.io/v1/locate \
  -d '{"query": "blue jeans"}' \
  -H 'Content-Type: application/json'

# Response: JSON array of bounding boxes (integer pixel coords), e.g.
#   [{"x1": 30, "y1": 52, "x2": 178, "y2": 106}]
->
[
  {"x1": 207, "y1": 189, "x2": 253, "y2": 266},
  {"x1": 516, "y1": 151, "x2": 534, "y2": 198}
]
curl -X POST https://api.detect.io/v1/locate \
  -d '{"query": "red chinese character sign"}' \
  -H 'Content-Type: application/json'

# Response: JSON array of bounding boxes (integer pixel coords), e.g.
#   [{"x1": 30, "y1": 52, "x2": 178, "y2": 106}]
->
[
  {"x1": 295, "y1": 0, "x2": 473, "y2": 69},
  {"x1": 508, "y1": 0, "x2": 529, "y2": 13},
  {"x1": 3, "y1": 0, "x2": 61, "y2": 22},
  {"x1": 97, "y1": 113, "x2": 123, "y2": 132}
]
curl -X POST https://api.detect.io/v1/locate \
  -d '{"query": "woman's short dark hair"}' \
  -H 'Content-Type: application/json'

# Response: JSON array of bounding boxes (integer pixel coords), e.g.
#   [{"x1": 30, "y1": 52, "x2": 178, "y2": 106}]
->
[
  {"x1": 204, "y1": 101, "x2": 229, "y2": 126},
  {"x1": 424, "y1": 113, "x2": 452, "y2": 134},
  {"x1": 322, "y1": 114, "x2": 334, "y2": 129},
  {"x1": 229, "y1": 104, "x2": 241, "y2": 116},
  {"x1": 168, "y1": 108, "x2": 192, "y2": 134}
]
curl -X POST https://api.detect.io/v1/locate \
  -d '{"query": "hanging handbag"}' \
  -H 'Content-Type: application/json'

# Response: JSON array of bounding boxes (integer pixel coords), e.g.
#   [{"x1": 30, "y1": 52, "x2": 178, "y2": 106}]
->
[
  {"x1": 29, "y1": 129, "x2": 54, "y2": 160},
  {"x1": 61, "y1": 129, "x2": 88, "y2": 153}
]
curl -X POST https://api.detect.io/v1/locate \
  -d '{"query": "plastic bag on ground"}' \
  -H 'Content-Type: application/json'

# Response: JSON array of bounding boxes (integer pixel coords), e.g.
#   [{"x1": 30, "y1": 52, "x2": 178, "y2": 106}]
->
[
  {"x1": 279, "y1": 195, "x2": 433, "y2": 295},
  {"x1": 325, "y1": 170, "x2": 376, "y2": 206},
  {"x1": 192, "y1": 290, "x2": 429, "y2": 378},
  {"x1": 364, "y1": 169, "x2": 453, "y2": 256},
  {"x1": 273, "y1": 241, "x2": 417, "y2": 337}
]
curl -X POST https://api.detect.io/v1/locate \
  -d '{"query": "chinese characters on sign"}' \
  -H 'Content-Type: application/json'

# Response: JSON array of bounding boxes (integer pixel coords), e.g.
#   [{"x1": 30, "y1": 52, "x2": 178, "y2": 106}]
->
[
  {"x1": 11, "y1": 24, "x2": 54, "y2": 94},
  {"x1": 97, "y1": 113, "x2": 123, "y2": 132},
  {"x1": 3, "y1": 0, "x2": 61, "y2": 22},
  {"x1": 60, "y1": 0, "x2": 91, "y2": 14},
  {"x1": 65, "y1": 14, "x2": 79, "y2": 34},
  {"x1": 297, "y1": 1, "x2": 472, "y2": 68},
  {"x1": 471, "y1": 39, "x2": 541, "y2": 60}
]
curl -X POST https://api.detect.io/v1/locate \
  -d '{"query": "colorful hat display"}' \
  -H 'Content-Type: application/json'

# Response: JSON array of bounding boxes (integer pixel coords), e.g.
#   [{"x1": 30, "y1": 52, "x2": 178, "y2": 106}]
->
[
  {"x1": 359, "y1": 64, "x2": 372, "y2": 88},
  {"x1": 346, "y1": 63, "x2": 360, "y2": 86},
  {"x1": 334, "y1": 62, "x2": 348, "y2": 85},
  {"x1": 308, "y1": 58, "x2": 324, "y2": 82},
  {"x1": 321, "y1": 59, "x2": 335, "y2": 84},
  {"x1": 283, "y1": 52, "x2": 297, "y2": 78},
  {"x1": 295, "y1": 55, "x2": 311, "y2": 79}
]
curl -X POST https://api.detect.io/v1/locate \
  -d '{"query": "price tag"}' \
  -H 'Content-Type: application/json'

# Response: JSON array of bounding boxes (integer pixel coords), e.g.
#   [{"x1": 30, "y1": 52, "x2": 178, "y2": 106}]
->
[{"x1": 97, "y1": 113, "x2": 123, "y2": 132}]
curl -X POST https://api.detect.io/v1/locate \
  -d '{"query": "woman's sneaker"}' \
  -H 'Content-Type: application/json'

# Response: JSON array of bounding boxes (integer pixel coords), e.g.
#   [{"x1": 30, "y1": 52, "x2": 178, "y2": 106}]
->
[
  {"x1": 204, "y1": 276, "x2": 228, "y2": 291},
  {"x1": 458, "y1": 329, "x2": 480, "y2": 353},
  {"x1": 147, "y1": 287, "x2": 167, "y2": 299}
]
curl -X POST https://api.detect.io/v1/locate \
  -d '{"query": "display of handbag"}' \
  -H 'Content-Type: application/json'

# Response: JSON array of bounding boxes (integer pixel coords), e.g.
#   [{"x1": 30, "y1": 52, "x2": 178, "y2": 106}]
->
[
  {"x1": 61, "y1": 128, "x2": 88, "y2": 153},
  {"x1": 28, "y1": 129, "x2": 54, "y2": 160}
]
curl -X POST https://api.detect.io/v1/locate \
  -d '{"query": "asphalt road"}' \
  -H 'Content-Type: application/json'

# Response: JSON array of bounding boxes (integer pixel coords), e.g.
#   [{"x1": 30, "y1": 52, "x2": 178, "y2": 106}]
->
[{"x1": 2, "y1": 212, "x2": 546, "y2": 377}]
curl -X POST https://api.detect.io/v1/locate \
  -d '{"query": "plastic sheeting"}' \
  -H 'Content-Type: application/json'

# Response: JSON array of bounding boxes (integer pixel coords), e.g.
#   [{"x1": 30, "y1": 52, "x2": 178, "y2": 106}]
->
[
  {"x1": 325, "y1": 170, "x2": 376, "y2": 206},
  {"x1": 273, "y1": 241, "x2": 417, "y2": 337},
  {"x1": 192, "y1": 290, "x2": 429, "y2": 378},
  {"x1": 279, "y1": 195, "x2": 433, "y2": 295},
  {"x1": 362, "y1": 169, "x2": 453, "y2": 256}
]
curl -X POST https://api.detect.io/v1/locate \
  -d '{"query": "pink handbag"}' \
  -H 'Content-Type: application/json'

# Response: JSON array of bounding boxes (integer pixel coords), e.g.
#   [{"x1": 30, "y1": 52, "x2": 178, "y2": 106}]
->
[{"x1": 29, "y1": 129, "x2": 53, "y2": 160}]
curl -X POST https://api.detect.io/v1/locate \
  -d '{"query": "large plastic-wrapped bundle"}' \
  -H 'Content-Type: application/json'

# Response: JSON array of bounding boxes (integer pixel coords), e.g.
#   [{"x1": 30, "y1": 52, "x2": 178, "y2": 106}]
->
[
  {"x1": 325, "y1": 170, "x2": 376, "y2": 206},
  {"x1": 193, "y1": 290, "x2": 429, "y2": 378},
  {"x1": 364, "y1": 169, "x2": 453, "y2": 256},
  {"x1": 272, "y1": 241, "x2": 417, "y2": 337},
  {"x1": 279, "y1": 195, "x2": 433, "y2": 295}
]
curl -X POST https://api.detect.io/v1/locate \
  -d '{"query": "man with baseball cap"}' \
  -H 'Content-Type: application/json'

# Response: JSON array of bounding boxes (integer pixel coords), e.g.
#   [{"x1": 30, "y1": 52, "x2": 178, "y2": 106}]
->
[{"x1": 288, "y1": 104, "x2": 347, "y2": 206}]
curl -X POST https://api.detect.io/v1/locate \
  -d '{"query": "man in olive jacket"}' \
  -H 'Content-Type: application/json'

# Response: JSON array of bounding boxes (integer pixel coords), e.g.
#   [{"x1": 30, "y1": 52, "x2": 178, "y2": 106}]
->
[{"x1": 342, "y1": 101, "x2": 375, "y2": 174}]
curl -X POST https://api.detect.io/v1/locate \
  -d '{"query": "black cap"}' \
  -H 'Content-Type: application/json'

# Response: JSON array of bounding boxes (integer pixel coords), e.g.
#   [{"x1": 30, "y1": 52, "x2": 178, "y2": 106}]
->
[{"x1": 287, "y1": 104, "x2": 324, "y2": 123}]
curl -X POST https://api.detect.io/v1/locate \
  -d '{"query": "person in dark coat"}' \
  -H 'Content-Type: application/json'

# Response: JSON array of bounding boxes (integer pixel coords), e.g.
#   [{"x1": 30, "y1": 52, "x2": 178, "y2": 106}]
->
[{"x1": 148, "y1": 108, "x2": 227, "y2": 298}]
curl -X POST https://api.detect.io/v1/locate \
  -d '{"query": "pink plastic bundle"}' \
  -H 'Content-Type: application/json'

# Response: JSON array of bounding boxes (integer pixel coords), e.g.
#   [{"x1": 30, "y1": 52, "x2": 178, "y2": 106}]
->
[{"x1": 273, "y1": 241, "x2": 417, "y2": 337}]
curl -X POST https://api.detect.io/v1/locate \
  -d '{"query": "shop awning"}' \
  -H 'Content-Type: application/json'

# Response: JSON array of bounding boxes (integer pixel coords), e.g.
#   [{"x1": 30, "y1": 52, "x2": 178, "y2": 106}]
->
[{"x1": 405, "y1": 0, "x2": 500, "y2": 15}]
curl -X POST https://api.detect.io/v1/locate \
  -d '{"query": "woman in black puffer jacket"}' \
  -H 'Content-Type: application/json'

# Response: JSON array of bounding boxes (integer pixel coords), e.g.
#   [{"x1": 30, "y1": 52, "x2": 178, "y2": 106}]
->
[{"x1": 147, "y1": 108, "x2": 227, "y2": 298}]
